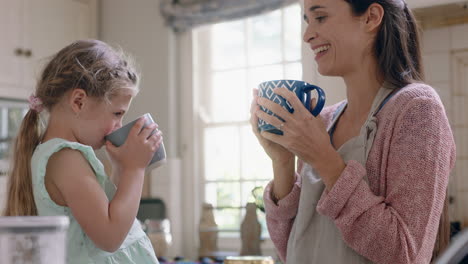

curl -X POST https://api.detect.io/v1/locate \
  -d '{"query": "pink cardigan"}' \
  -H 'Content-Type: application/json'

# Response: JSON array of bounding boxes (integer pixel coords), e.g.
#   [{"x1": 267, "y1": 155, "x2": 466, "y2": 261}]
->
[{"x1": 264, "y1": 83, "x2": 456, "y2": 264}]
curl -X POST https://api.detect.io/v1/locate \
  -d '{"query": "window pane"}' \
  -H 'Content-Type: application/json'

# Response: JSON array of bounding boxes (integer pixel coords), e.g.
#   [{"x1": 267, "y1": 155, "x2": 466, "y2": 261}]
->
[
  {"x1": 205, "y1": 182, "x2": 240, "y2": 208},
  {"x1": 284, "y1": 4, "x2": 302, "y2": 62},
  {"x1": 197, "y1": 4, "x2": 302, "y2": 239},
  {"x1": 241, "y1": 181, "x2": 258, "y2": 206},
  {"x1": 284, "y1": 62, "x2": 303, "y2": 80},
  {"x1": 246, "y1": 65, "x2": 283, "y2": 129},
  {"x1": 248, "y1": 10, "x2": 282, "y2": 66},
  {"x1": 211, "y1": 70, "x2": 247, "y2": 122},
  {"x1": 247, "y1": 65, "x2": 283, "y2": 91},
  {"x1": 204, "y1": 126, "x2": 240, "y2": 181},
  {"x1": 205, "y1": 183, "x2": 218, "y2": 207},
  {"x1": 214, "y1": 208, "x2": 241, "y2": 231},
  {"x1": 211, "y1": 21, "x2": 246, "y2": 70},
  {"x1": 240, "y1": 125, "x2": 273, "y2": 180}
]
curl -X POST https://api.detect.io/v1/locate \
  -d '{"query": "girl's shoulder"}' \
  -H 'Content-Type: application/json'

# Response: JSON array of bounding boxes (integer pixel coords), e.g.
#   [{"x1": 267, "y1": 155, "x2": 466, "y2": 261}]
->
[
  {"x1": 32, "y1": 138, "x2": 104, "y2": 180},
  {"x1": 34, "y1": 138, "x2": 94, "y2": 160}
]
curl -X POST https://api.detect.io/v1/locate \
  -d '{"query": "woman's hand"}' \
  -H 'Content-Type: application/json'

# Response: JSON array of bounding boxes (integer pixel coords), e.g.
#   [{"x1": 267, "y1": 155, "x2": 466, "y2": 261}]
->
[
  {"x1": 250, "y1": 88, "x2": 294, "y2": 165},
  {"x1": 105, "y1": 117, "x2": 163, "y2": 173},
  {"x1": 256, "y1": 87, "x2": 345, "y2": 190}
]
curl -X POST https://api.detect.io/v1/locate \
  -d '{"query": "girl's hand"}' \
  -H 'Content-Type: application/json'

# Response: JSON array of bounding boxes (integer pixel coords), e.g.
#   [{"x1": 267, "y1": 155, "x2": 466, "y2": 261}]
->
[
  {"x1": 250, "y1": 88, "x2": 294, "y2": 164},
  {"x1": 256, "y1": 87, "x2": 345, "y2": 189},
  {"x1": 105, "y1": 117, "x2": 163, "y2": 172}
]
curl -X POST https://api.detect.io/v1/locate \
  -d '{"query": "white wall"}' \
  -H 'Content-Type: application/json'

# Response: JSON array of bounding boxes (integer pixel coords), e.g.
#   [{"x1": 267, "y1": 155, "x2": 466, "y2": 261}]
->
[{"x1": 421, "y1": 23, "x2": 468, "y2": 227}]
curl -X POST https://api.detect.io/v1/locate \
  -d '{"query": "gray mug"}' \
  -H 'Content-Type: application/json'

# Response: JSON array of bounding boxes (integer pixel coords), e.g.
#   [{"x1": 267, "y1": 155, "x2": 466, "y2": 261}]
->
[{"x1": 105, "y1": 113, "x2": 166, "y2": 169}]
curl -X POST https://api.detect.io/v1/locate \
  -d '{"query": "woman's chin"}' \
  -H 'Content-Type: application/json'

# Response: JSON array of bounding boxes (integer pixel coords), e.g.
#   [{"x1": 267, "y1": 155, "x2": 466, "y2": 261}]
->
[{"x1": 317, "y1": 65, "x2": 340, "y2": 77}]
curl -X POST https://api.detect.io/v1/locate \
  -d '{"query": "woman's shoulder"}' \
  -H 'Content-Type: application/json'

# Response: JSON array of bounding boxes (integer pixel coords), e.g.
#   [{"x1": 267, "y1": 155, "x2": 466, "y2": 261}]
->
[
  {"x1": 381, "y1": 82, "x2": 444, "y2": 115},
  {"x1": 393, "y1": 82, "x2": 441, "y2": 102}
]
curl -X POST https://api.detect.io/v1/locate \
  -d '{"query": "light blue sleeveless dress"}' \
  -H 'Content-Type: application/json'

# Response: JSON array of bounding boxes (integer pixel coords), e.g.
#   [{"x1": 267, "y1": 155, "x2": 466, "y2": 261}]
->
[{"x1": 31, "y1": 138, "x2": 159, "y2": 264}]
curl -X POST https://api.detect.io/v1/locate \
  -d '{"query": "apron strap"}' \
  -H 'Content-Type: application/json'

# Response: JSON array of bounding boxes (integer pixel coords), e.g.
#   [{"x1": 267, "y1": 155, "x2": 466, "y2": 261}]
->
[
  {"x1": 328, "y1": 101, "x2": 347, "y2": 140},
  {"x1": 374, "y1": 88, "x2": 400, "y2": 116}
]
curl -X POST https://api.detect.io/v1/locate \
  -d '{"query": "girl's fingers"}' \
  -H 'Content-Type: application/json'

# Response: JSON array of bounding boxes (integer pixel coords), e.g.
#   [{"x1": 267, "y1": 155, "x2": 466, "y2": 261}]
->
[
  {"x1": 131, "y1": 116, "x2": 147, "y2": 136},
  {"x1": 139, "y1": 123, "x2": 158, "y2": 140},
  {"x1": 105, "y1": 140, "x2": 117, "y2": 154}
]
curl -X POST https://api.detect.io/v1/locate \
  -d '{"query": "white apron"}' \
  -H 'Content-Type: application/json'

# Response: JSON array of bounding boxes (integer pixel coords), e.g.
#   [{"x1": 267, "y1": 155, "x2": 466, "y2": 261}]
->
[{"x1": 286, "y1": 85, "x2": 395, "y2": 264}]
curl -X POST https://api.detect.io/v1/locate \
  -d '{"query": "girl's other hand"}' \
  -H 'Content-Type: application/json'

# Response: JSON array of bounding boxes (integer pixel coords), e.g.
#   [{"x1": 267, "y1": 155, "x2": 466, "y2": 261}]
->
[
  {"x1": 105, "y1": 117, "x2": 163, "y2": 172},
  {"x1": 250, "y1": 88, "x2": 294, "y2": 164}
]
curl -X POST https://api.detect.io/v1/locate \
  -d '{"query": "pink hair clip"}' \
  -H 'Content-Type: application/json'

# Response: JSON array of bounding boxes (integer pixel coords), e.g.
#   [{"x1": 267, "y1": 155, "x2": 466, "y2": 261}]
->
[{"x1": 28, "y1": 95, "x2": 44, "y2": 113}]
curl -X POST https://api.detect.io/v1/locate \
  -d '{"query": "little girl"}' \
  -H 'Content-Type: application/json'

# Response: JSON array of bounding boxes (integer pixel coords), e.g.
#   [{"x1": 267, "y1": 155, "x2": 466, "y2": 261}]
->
[{"x1": 4, "y1": 39, "x2": 162, "y2": 263}]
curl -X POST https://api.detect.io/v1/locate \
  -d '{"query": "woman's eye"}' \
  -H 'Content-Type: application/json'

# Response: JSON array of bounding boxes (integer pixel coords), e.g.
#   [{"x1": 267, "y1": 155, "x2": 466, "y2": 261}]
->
[
  {"x1": 315, "y1": 16, "x2": 327, "y2": 23},
  {"x1": 114, "y1": 112, "x2": 123, "y2": 117}
]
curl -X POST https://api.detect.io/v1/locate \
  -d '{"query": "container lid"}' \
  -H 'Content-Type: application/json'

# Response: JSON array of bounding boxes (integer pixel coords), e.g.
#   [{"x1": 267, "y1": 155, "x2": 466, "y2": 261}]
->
[
  {"x1": 224, "y1": 256, "x2": 274, "y2": 264},
  {"x1": 0, "y1": 216, "x2": 69, "y2": 233}
]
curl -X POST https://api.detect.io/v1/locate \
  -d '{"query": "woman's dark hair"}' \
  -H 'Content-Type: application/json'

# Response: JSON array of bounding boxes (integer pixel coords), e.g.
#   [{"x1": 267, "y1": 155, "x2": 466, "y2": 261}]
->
[
  {"x1": 345, "y1": 0, "x2": 424, "y2": 88},
  {"x1": 345, "y1": 1, "x2": 447, "y2": 260}
]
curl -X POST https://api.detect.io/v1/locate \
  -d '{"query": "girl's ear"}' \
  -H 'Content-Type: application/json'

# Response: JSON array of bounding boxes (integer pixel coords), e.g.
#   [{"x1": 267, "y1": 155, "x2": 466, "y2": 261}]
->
[
  {"x1": 364, "y1": 3, "x2": 384, "y2": 33},
  {"x1": 69, "y1": 88, "x2": 88, "y2": 114}
]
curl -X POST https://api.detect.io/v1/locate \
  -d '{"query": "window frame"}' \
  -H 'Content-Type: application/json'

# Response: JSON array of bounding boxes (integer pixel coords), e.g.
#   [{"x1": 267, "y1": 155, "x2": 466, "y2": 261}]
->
[{"x1": 192, "y1": 3, "x2": 303, "y2": 241}]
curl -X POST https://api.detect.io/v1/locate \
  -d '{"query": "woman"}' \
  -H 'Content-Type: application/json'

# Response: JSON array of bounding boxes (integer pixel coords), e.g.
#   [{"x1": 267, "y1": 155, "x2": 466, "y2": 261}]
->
[{"x1": 250, "y1": 0, "x2": 456, "y2": 263}]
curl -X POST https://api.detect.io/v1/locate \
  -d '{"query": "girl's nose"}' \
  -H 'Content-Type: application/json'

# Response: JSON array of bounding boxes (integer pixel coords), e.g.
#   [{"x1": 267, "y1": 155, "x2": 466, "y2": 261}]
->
[{"x1": 115, "y1": 121, "x2": 123, "y2": 130}]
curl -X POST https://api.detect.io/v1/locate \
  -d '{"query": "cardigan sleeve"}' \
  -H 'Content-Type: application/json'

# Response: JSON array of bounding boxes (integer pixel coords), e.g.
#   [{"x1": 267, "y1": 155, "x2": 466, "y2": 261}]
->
[
  {"x1": 263, "y1": 171, "x2": 301, "y2": 262},
  {"x1": 316, "y1": 96, "x2": 456, "y2": 264}
]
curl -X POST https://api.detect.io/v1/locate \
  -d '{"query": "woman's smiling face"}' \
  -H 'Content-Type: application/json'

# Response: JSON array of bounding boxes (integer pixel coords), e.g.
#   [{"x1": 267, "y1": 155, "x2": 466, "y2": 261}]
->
[{"x1": 303, "y1": 0, "x2": 375, "y2": 77}]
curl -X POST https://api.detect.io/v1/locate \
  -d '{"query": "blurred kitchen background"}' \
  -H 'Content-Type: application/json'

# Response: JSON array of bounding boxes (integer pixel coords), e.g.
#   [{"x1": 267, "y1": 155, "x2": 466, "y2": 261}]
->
[{"x1": 0, "y1": 0, "x2": 467, "y2": 261}]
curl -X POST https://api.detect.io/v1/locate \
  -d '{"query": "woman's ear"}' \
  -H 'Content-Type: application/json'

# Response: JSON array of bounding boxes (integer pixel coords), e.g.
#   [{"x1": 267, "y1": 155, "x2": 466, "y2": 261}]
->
[
  {"x1": 69, "y1": 88, "x2": 88, "y2": 114},
  {"x1": 365, "y1": 3, "x2": 384, "y2": 33}
]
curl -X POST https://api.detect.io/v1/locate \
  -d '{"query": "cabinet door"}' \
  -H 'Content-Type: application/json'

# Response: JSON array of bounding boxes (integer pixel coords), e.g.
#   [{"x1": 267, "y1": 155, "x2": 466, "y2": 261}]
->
[
  {"x1": 66, "y1": 0, "x2": 98, "y2": 40},
  {"x1": 23, "y1": 0, "x2": 97, "y2": 93},
  {"x1": 0, "y1": 0, "x2": 23, "y2": 95}
]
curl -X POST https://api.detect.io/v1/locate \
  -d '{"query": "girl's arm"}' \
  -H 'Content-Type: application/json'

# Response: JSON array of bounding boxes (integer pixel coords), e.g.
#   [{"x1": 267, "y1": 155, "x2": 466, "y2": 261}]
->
[
  {"x1": 316, "y1": 96, "x2": 456, "y2": 264},
  {"x1": 48, "y1": 118, "x2": 161, "y2": 252},
  {"x1": 47, "y1": 149, "x2": 145, "y2": 252}
]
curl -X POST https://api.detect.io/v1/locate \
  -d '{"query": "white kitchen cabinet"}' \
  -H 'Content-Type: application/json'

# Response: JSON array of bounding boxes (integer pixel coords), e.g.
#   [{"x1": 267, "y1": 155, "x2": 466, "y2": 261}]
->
[
  {"x1": 0, "y1": 0, "x2": 97, "y2": 213},
  {"x1": 0, "y1": 0, "x2": 97, "y2": 100}
]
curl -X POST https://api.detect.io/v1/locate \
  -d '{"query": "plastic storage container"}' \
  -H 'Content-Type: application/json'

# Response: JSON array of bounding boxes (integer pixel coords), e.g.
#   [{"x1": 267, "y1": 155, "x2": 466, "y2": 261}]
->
[{"x1": 0, "y1": 216, "x2": 69, "y2": 264}]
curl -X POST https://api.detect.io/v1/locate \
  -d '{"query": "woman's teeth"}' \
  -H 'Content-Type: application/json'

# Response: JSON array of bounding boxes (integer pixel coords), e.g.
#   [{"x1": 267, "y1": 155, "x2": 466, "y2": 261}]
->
[{"x1": 313, "y1": 45, "x2": 331, "y2": 55}]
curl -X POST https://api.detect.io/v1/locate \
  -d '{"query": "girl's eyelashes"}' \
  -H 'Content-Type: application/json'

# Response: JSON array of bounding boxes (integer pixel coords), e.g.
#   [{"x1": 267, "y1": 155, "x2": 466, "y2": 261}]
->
[{"x1": 114, "y1": 111, "x2": 124, "y2": 117}]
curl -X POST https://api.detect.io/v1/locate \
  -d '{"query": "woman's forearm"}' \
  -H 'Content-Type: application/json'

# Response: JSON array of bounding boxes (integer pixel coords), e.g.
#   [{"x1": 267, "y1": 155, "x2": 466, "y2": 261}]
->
[{"x1": 272, "y1": 157, "x2": 296, "y2": 201}]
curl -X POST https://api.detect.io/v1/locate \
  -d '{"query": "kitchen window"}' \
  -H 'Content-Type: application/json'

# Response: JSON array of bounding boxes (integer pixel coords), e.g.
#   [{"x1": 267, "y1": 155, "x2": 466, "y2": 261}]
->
[{"x1": 193, "y1": 3, "x2": 303, "y2": 238}]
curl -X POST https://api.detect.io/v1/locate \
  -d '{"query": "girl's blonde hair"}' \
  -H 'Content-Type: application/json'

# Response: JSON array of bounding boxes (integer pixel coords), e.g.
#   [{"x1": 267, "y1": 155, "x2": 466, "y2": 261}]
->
[{"x1": 3, "y1": 39, "x2": 139, "y2": 216}]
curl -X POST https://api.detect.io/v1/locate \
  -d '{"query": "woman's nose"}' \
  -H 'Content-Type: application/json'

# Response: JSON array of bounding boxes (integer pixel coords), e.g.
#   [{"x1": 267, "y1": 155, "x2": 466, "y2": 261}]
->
[{"x1": 303, "y1": 24, "x2": 317, "y2": 43}]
